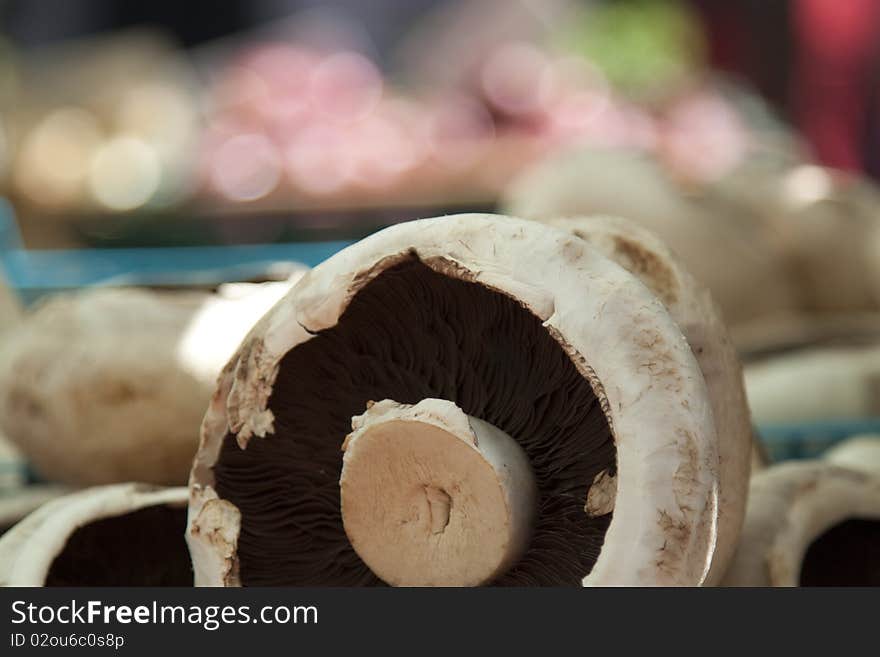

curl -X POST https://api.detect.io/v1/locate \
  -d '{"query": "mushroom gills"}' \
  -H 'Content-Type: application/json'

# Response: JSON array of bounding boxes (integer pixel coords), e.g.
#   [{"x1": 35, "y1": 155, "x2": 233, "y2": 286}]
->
[
  {"x1": 44, "y1": 505, "x2": 191, "y2": 586},
  {"x1": 799, "y1": 518, "x2": 880, "y2": 586},
  {"x1": 213, "y1": 257, "x2": 616, "y2": 586}
]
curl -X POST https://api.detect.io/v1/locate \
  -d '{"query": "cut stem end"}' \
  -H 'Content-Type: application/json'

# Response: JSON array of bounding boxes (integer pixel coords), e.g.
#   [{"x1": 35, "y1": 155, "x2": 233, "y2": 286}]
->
[{"x1": 340, "y1": 398, "x2": 537, "y2": 586}]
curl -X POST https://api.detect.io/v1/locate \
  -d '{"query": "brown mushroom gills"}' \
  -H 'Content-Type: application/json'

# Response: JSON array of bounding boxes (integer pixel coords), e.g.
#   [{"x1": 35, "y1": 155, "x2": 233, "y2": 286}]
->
[
  {"x1": 45, "y1": 506, "x2": 191, "y2": 586},
  {"x1": 799, "y1": 518, "x2": 880, "y2": 586},
  {"x1": 214, "y1": 257, "x2": 616, "y2": 586}
]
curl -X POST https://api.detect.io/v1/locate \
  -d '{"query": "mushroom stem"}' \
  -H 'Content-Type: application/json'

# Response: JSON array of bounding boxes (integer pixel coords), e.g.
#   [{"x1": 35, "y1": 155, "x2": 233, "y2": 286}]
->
[{"x1": 340, "y1": 398, "x2": 537, "y2": 586}]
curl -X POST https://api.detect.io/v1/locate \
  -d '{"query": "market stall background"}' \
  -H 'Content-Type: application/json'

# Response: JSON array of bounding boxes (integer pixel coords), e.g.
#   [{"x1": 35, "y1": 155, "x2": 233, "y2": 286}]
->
[{"x1": 0, "y1": 0, "x2": 879, "y2": 570}]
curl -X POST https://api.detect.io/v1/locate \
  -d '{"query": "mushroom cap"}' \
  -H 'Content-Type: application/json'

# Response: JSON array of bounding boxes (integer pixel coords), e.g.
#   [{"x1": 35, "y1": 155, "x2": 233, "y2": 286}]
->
[
  {"x1": 732, "y1": 312, "x2": 880, "y2": 360},
  {"x1": 717, "y1": 163, "x2": 880, "y2": 314},
  {"x1": 0, "y1": 288, "x2": 210, "y2": 486},
  {"x1": 0, "y1": 484, "x2": 69, "y2": 533},
  {"x1": 721, "y1": 460, "x2": 880, "y2": 586},
  {"x1": 189, "y1": 213, "x2": 724, "y2": 586},
  {"x1": 825, "y1": 435, "x2": 880, "y2": 477},
  {"x1": 502, "y1": 149, "x2": 690, "y2": 227},
  {"x1": 501, "y1": 147, "x2": 799, "y2": 326},
  {"x1": 0, "y1": 279, "x2": 298, "y2": 486},
  {"x1": 0, "y1": 483, "x2": 189, "y2": 586},
  {"x1": 744, "y1": 345, "x2": 880, "y2": 424},
  {"x1": 773, "y1": 166, "x2": 880, "y2": 313},
  {"x1": 0, "y1": 270, "x2": 23, "y2": 335},
  {"x1": 542, "y1": 215, "x2": 751, "y2": 583}
]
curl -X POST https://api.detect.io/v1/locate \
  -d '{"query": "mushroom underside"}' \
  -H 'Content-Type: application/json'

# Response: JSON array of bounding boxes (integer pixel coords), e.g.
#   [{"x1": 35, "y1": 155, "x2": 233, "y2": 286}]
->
[
  {"x1": 214, "y1": 257, "x2": 617, "y2": 586},
  {"x1": 45, "y1": 505, "x2": 191, "y2": 586},
  {"x1": 799, "y1": 518, "x2": 880, "y2": 586}
]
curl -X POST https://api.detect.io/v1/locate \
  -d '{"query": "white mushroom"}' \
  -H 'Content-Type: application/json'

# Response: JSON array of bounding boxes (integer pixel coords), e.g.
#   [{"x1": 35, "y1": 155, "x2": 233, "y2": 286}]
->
[
  {"x1": 0, "y1": 483, "x2": 190, "y2": 586},
  {"x1": 715, "y1": 163, "x2": 880, "y2": 315},
  {"x1": 0, "y1": 269, "x2": 23, "y2": 334},
  {"x1": 0, "y1": 275, "x2": 302, "y2": 486},
  {"x1": 773, "y1": 165, "x2": 880, "y2": 313},
  {"x1": 721, "y1": 460, "x2": 880, "y2": 586},
  {"x1": 501, "y1": 147, "x2": 799, "y2": 327},
  {"x1": 188, "y1": 213, "x2": 746, "y2": 587},
  {"x1": 538, "y1": 215, "x2": 752, "y2": 583},
  {"x1": 0, "y1": 270, "x2": 27, "y2": 492},
  {"x1": 732, "y1": 311, "x2": 880, "y2": 360},
  {"x1": 0, "y1": 423, "x2": 28, "y2": 491},
  {"x1": 825, "y1": 435, "x2": 880, "y2": 476},
  {"x1": 0, "y1": 484, "x2": 70, "y2": 535},
  {"x1": 744, "y1": 344, "x2": 880, "y2": 424}
]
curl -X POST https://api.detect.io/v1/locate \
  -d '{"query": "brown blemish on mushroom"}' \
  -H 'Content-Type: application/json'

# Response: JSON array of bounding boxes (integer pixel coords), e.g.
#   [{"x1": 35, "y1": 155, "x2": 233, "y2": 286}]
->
[
  {"x1": 190, "y1": 497, "x2": 241, "y2": 586},
  {"x1": 348, "y1": 251, "x2": 419, "y2": 297},
  {"x1": 562, "y1": 239, "x2": 585, "y2": 264},
  {"x1": 633, "y1": 326, "x2": 685, "y2": 396},
  {"x1": 652, "y1": 429, "x2": 703, "y2": 577},
  {"x1": 226, "y1": 338, "x2": 278, "y2": 448},
  {"x1": 611, "y1": 236, "x2": 679, "y2": 307},
  {"x1": 422, "y1": 255, "x2": 479, "y2": 283},
  {"x1": 655, "y1": 509, "x2": 692, "y2": 577},
  {"x1": 672, "y1": 429, "x2": 700, "y2": 502},
  {"x1": 585, "y1": 469, "x2": 616, "y2": 517},
  {"x1": 213, "y1": 256, "x2": 616, "y2": 586}
]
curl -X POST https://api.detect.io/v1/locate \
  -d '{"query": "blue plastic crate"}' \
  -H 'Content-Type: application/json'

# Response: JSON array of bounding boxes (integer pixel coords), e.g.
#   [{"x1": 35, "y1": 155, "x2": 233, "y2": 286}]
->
[
  {"x1": 0, "y1": 199, "x2": 354, "y2": 304},
  {"x1": 757, "y1": 418, "x2": 880, "y2": 463}
]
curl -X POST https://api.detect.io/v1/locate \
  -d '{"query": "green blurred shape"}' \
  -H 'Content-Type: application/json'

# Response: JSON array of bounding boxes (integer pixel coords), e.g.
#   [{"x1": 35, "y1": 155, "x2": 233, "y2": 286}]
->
[{"x1": 558, "y1": 0, "x2": 705, "y2": 100}]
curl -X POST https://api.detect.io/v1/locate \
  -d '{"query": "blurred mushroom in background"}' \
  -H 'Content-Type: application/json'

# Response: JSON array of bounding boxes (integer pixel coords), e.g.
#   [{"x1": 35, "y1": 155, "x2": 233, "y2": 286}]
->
[
  {"x1": 502, "y1": 147, "x2": 801, "y2": 328},
  {"x1": 729, "y1": 163, "x2": 880, "y2": 316},
  {"x1": 723, "y1": 437, "x2": 880, "y2": 586},
  {"x1": 744, "y1": 343, "x2": 880, "y2": 425},
  {"x1": 0, "y1": 483, "x2": 190, "y2": 586},
  {"x1": 0, "y1": 270, "x2": 305, "y2": 487}
]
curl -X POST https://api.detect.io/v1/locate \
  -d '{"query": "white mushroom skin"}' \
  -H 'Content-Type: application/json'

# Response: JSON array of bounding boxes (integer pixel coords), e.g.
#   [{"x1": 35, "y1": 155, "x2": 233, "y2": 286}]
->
[
  {"x1": 502, "y1": 148, "x2": 799, "y2": 326},
  {"x1": 731, "y1": 312, "x2": 880, "y2": 359},
  {"x1": 0, "y1": 274, "x2": 27, "y2": 492},
  {"x1": 721, "y1": 460, "x2": 880, "y2": 586},
  {"x1": 825, "y1": 435, "x2": 880, "y2": 477},
  {"x1": 0, "y1": 485, "x2": 69, "y2": 533},
  {"x1": 745, "y1": 346, "x2": 880, "y2": 423},
  {"x1": 340, "y1": 398, "x2": 537, "y2": 586},
  {"x1": 0, "y1": 276, "x2": 301, "y2": 486},
  {"x1": 0, "y1": 270, "x2": 23, "y2": 335},
  {"x1": 190, "y1": 213, "x2": 723, "y2": 587},
  {"x1": 543, "y1": 215, "x2": 751, "y2": 584},
  {"x1": 773, "y1": 166, "x2": 879, "y2": 313}
]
